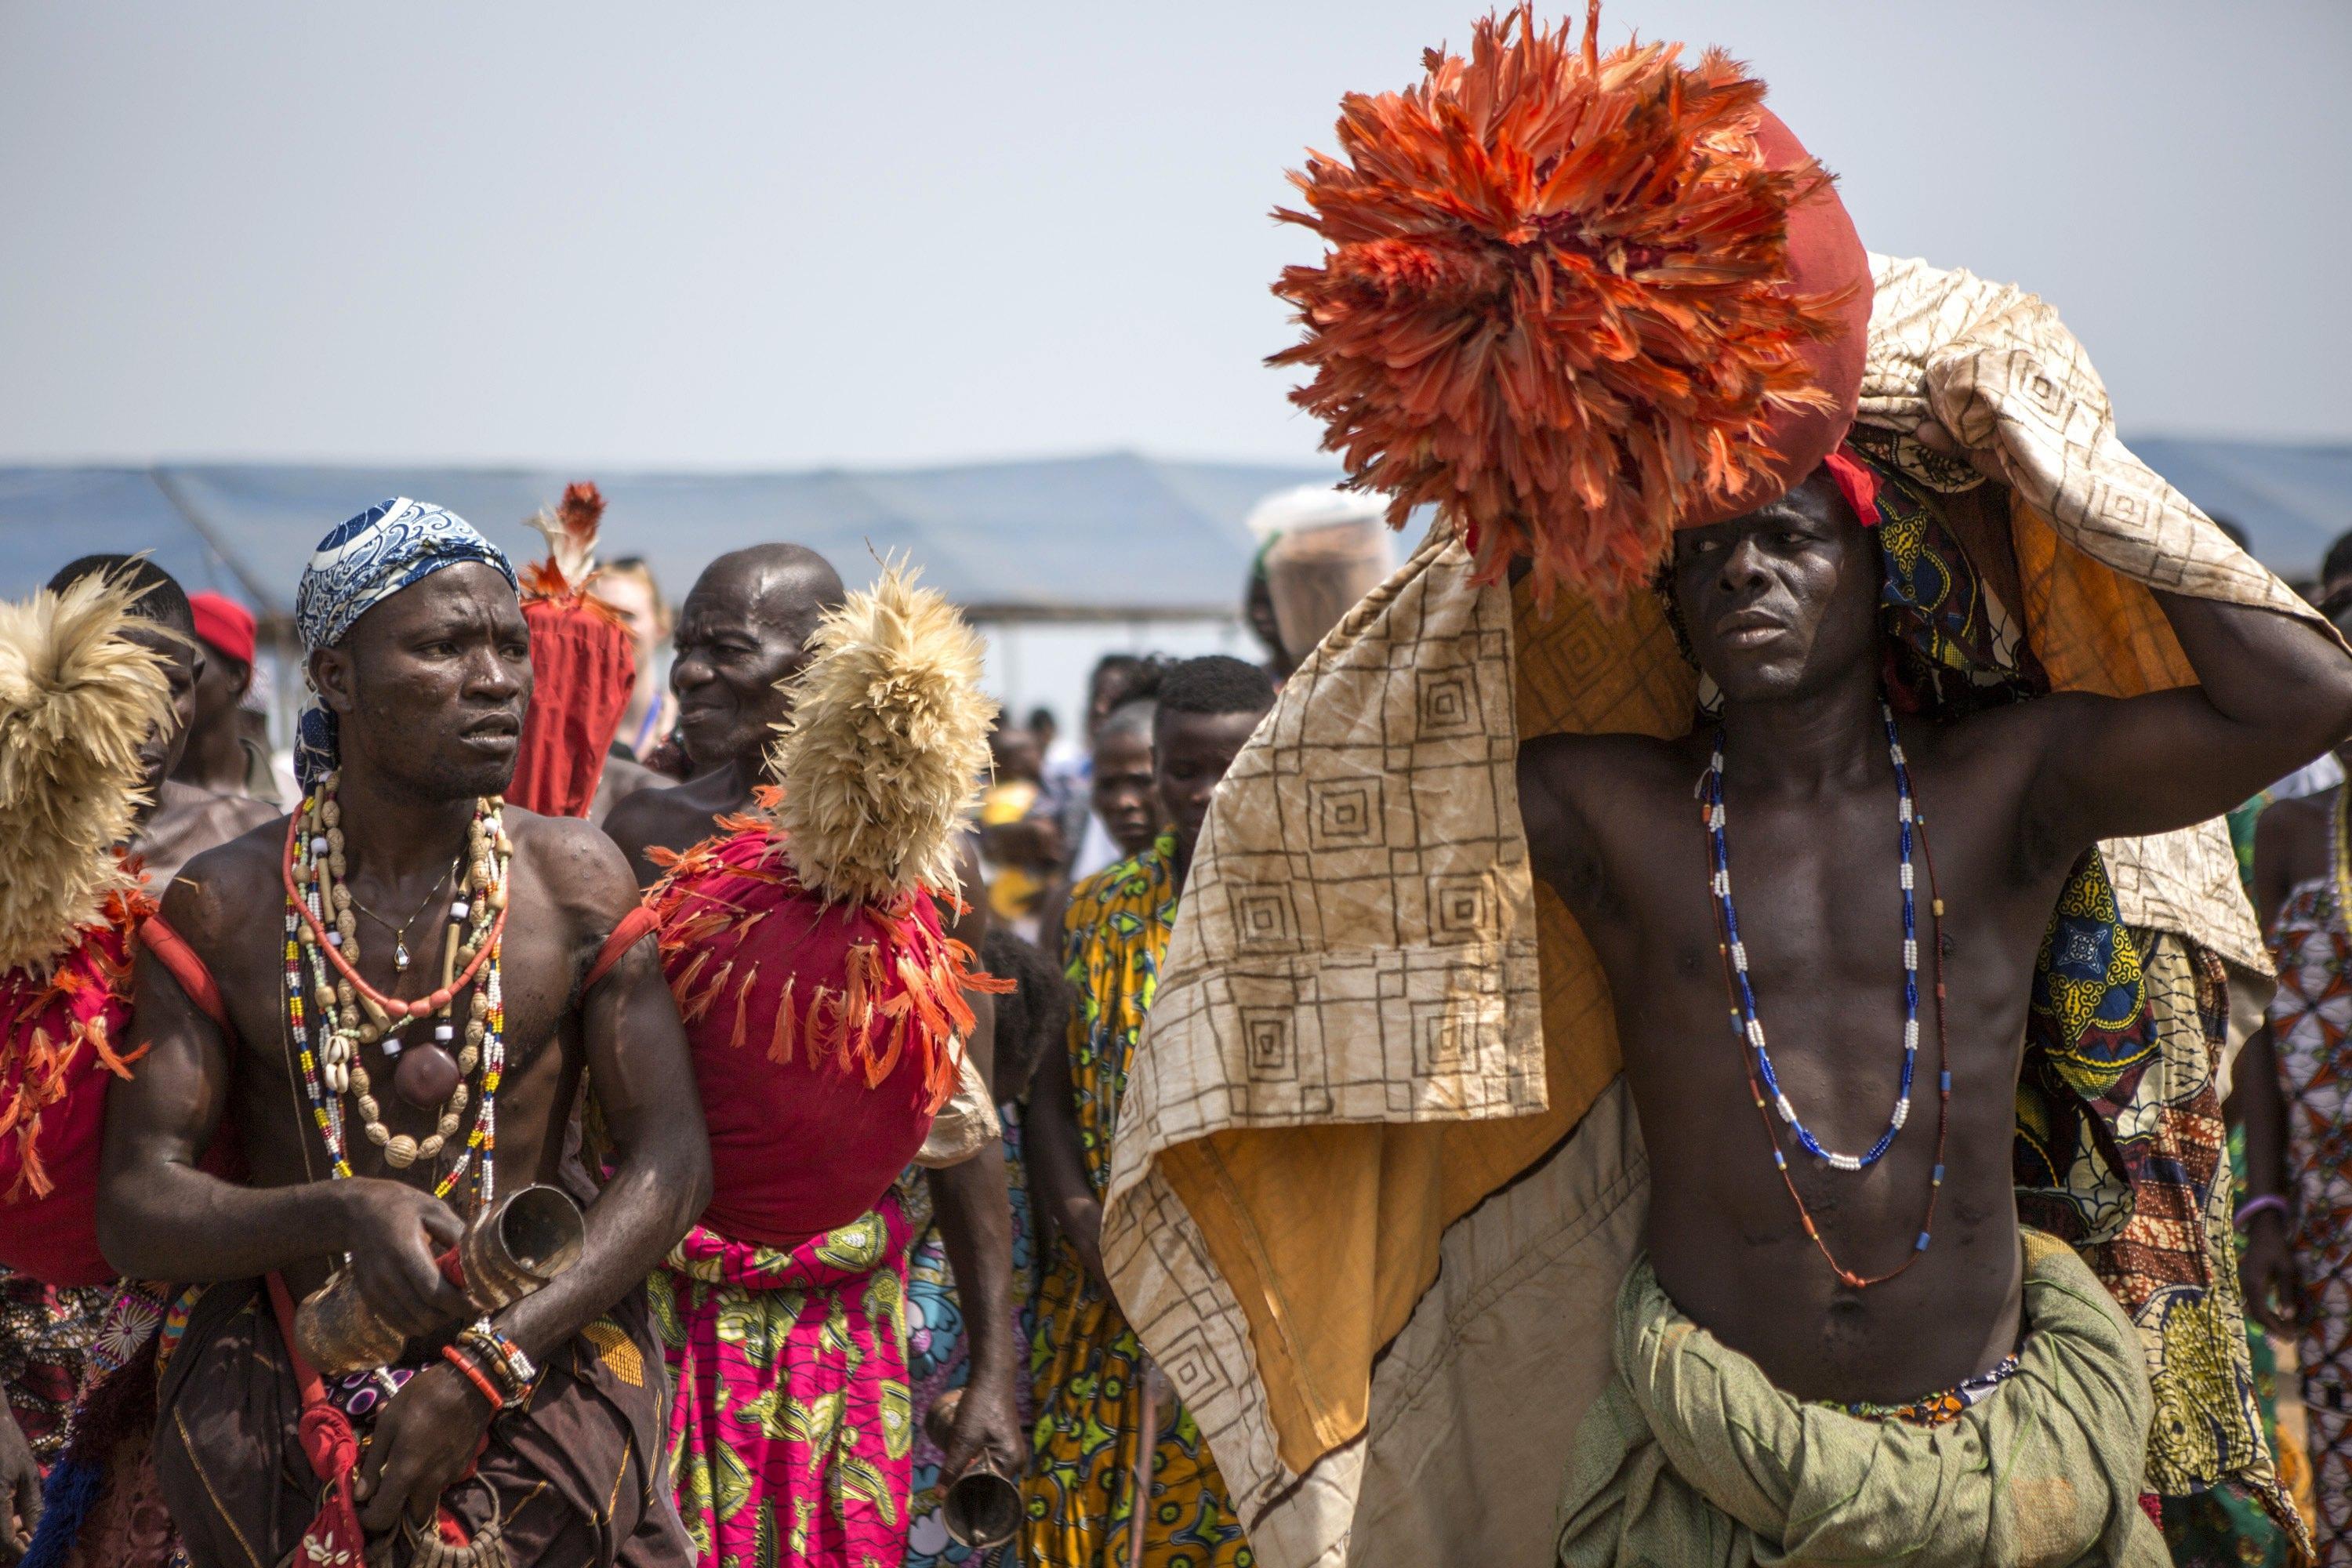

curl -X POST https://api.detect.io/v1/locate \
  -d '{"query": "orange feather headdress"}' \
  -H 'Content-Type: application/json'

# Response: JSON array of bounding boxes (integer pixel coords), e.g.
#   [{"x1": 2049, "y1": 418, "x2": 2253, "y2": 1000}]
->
[{"x1": 1269, "y1": 2, "x2": 1871, "y2": 609}]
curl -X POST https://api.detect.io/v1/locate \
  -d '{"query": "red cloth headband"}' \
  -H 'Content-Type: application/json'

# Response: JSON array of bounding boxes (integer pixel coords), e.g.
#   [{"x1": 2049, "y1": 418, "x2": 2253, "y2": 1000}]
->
[{"x1": 1822, "y1": 447, "x2": 1882, "y2": 529}]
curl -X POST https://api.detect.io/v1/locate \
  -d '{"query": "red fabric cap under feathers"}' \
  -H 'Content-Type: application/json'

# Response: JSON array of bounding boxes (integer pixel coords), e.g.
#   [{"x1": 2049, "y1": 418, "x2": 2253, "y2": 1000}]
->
[
  {"x1": 1679, "y1": 109, "x2": 1871, "y2": 528},
  {"x1": 188, "y1": 592, "x2": 258, "y2": 670}
]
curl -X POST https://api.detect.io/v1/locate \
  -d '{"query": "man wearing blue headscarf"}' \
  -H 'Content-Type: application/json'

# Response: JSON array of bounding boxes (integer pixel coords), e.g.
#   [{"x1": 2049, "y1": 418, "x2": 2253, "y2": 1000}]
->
[{"x1": 98, "y1": 499, "x2": 712, "y2": 1566}]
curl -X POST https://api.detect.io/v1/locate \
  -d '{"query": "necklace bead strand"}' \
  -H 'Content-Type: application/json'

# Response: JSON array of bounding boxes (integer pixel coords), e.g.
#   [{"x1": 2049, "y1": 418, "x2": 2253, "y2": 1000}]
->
[
  {"x1": 280, "y1": 777, "x2": 509, "y2": 1204},
  {"x1": 1705, "y1": 703, "x2": 1919, "y2": 1171},
  {"x1": 1701, "y1": 705, "x2": 1955, "y2": 1290}
]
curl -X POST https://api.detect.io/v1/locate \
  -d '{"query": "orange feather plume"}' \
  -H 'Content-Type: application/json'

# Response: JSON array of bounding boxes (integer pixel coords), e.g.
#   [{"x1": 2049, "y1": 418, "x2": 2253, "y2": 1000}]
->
[
  {"x1": 519, "y1": 481, "x2": 619, "y2": 612},
  {"x1": 1269, "y1": 2, "x2": 1856, "y2": 609}
]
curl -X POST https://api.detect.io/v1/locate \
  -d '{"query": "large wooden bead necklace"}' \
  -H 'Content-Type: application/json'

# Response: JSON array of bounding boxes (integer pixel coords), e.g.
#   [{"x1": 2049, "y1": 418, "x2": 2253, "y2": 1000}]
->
[
  {"x1": 281, "y1": 774, "x2": 511, "y2": 1200},
  {"x1": 1702, "y1": 701, "x2": 1953, "y2": 1290}
]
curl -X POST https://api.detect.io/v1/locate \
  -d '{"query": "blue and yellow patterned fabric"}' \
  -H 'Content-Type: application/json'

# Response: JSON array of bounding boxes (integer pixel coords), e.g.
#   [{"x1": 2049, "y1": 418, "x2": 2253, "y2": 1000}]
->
[{"x1": 1849, "y1": 437, "x2": 2295, "y2": 1540}]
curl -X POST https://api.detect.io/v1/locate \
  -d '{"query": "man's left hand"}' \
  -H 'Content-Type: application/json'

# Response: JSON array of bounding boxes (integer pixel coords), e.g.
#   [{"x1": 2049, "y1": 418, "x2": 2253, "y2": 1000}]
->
[
  {"x1": 354, "y1": 1363, "x2": 495, "y2": 1533},
  {"x1": 938, "y1": 1365, "x2": 1027, "y2": 1485}
]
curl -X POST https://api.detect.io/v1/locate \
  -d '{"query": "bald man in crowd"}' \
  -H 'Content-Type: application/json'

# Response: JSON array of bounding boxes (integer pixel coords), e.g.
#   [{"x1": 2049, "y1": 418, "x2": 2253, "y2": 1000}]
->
[{"x1": 604, "y1": 545, "x2": 844, "y2": 877}]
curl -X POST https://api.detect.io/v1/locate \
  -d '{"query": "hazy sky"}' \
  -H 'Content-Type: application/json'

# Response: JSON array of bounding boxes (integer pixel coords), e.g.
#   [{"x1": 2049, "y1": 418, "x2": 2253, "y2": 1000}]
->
[{"x1": 3, "y1": 1, "x2": 2346, "y2": 471}]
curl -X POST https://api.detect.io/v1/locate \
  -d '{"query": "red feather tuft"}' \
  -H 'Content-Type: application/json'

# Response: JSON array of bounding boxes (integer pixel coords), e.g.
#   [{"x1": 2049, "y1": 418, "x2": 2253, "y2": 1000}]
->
[
  {"x1": 558, "y1": 481, "x2": 606, "y2": 539},
  {"x1": 518, "y1": 480, "x2": 619, "y2": 612},
  {"x1": 1269, "y1": 2, "x2": 1861, "y2": 609}
]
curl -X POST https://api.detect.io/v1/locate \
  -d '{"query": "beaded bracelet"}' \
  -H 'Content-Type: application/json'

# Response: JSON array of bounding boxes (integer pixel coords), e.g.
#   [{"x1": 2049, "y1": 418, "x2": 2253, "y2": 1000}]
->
[
  {"x1": 441, "y1": 1344, "x2": 509, "y2": 1414},
  {"x1": 2236, "y1": 1193, "x2": 2292, "y2": 1229},
  {"x1": 459, "y1": 1321, "x2": 537, "y2": 1404}
]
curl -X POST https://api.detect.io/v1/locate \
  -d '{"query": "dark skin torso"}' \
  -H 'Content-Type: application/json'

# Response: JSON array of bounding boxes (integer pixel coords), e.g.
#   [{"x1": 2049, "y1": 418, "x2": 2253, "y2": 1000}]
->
[
  {"x1": 2252, "y1": 782, "x2": 2339, "y2": 923},
  {"x1": 1524, "y1": 701, "x2": 2081, "y2": 1399},
  {"x1": 2233, "y1": 769, "x2": 2348, "y2": 1332},
  {"x1": 146, "y1": 809, "x2": 637, "y2": 1307},
  {"x1": 99, "y1": 563, "x2": 713, "y2": 1533},
  {"x1": 604, "y1": 760, "x2": 764, "y2": 885}
]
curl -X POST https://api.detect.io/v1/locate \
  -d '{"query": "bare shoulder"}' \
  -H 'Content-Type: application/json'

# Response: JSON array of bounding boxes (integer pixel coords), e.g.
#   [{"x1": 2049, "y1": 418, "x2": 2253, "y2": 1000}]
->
[
  {"x1": 1517, "y1": 729, "x2": 1695, "y2": 913},
  {"x1": 507, "y1": 808, "x2": 642, "y2": 938},
  {"x1": 160, "y1": 811, "x2": 292, "y2": 955},
  {"x1": 1929, "y1": 688, "x2": 2098, "y2": 747},
  {"x1": 600, "y1": 776, "x2": 705, "y2": 863},
  {"x1": 596, "y1": 779, "x2": 662, "y2": 852},
  {"x1": 590, "y1": 756, "x2": 663, "y2": 826},
  {"x1": 2259, "y1": 788, "x2": 2332, "y2": 834},
  {"x1": 2256, "y1": 788, "x2": 2332, "y2": 869},
  {"x1": 1913, "y1": 690, "x2": 2115, "y2": 794},
  {"x1": 1518, "y1": 728, "x2": 1696, "y2": 815}
]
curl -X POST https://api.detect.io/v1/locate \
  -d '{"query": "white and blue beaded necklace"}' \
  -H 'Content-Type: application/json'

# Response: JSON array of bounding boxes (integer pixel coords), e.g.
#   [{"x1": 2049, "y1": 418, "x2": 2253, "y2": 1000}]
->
[{"x1": 1704, "y1": 702, "x2": 1927, "y2": 1171}]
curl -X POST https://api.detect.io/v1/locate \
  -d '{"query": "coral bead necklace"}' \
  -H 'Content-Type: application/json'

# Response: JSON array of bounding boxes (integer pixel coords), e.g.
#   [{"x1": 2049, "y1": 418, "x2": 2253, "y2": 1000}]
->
[{"x1": 280, "y1": 775, "x2": 509, "y2": 1200}]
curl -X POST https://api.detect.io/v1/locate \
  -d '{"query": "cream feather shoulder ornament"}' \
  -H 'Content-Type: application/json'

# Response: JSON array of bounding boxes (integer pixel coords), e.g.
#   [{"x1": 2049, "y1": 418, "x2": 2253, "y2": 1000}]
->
[
  {"x1": 0, "y1": 575, "x2": 173, "y2": 973},
  {"x1": 765, "y1": 562, "x2": 996, "y2": 906}
]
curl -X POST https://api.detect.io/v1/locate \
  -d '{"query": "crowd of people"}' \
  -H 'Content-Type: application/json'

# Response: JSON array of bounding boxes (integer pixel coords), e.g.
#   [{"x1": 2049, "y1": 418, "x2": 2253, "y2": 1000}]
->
[
  {"x1": 0, "y1": 513, "x2": 1298, "y2": 1568},
  {"x1": 8, "y1": 12, "x2": 2352, "y2": 1568}
]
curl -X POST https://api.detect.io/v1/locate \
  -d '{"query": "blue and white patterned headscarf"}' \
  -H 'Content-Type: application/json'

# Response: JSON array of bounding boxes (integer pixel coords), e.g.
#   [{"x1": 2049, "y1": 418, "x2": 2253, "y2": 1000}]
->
[{"x1": 292, "y1": 497, "x2": 517, "y2": 789}]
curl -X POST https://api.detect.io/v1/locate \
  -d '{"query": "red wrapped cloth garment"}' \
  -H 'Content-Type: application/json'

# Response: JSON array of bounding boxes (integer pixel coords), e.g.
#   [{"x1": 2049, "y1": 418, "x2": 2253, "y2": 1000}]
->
[
  {"x1": 506, "y1": 481, "x2": 637, "y2": 818},
  {"x1": 647, "y1": 822, "x2": 992, "y2": 1250},
  {"x1": 0, "y1": 887, "x2": 150, "y2": 1287},
  {"x1": 509, "y1": 601, "x2": 633, "y2": 817}
]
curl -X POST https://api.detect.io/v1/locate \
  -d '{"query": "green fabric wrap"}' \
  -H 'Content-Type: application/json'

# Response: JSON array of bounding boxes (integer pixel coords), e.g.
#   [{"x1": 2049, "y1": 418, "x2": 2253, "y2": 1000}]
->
[{"x1": 1557, "y1": 1232, "x2": 2170, "y2": 1566}]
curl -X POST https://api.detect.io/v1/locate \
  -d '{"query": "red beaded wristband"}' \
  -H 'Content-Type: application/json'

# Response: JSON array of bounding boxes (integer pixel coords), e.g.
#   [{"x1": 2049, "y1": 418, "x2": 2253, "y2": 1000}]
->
[{"x1": 441, "y1": 1344, "x2": 507, "y2": 1413}]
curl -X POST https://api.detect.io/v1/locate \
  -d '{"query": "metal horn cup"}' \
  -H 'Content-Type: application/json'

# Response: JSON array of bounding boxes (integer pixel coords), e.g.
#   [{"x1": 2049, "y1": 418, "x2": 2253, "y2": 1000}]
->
[
  {"x1": 294, "y1": 1184, "x2": 586, "y2": 1376},
  {"x1": 452, "y1": 1183, "x2": 586, "y2": 1308},
  {"x1": 922, "y1": 1388, "x2": 1023, "y2": 1549}
]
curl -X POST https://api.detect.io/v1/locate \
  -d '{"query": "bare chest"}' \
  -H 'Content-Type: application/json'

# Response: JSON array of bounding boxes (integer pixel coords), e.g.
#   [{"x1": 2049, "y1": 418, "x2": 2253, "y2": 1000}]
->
[
  {"x1": 1576, "y1": 757, "x2": 2069, "y2": 1196},
  {"x1": 209, "y1": 884, "x2": 586, "y2": 1187}
]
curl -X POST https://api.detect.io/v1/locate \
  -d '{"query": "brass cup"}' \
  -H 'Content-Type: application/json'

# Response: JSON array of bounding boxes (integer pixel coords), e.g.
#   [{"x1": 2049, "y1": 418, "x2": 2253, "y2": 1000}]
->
[
  {"x1": 922, "y1": 1388, "x2": 1023, "y2": 1550},
  {"x1": 293, "y1": 1185, "x2": 586, "y2": 1376},
  {"x1": 450, "y1": 1183, "x2": 586, "y2": 1308},
  {"x1": 942, "y1": 1462, "x2": 1022, "y2": 1550}
]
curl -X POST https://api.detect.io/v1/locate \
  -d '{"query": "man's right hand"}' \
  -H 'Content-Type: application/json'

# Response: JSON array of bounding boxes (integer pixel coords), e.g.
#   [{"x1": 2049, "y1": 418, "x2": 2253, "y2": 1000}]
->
[
  {"x1": 0, "y1": 1392, "x2": 41, "y2": 1565},
  {"x1": 1058, "y1": 1194, "x2": 1109, "y2": 1292},
  {"x1": 336, "y1": 1179, "x2": 472, "y2": 1338},
  {"x1": 2240, "y1": 1212, "x2": 2303, "y2": 1337}
]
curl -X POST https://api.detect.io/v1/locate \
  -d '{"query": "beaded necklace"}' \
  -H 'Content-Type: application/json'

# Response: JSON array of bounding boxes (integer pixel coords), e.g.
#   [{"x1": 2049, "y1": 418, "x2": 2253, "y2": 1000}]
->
[
  {"x1": 1703, "y1": 703, "x2": 1954, "y2": 1290},
  {"x1": 281, "y1": 775, "x2": 510, "y2": 1203},
  {"x1": 1706, "y1": 703, "x2": 1918, "y2": 1171}
]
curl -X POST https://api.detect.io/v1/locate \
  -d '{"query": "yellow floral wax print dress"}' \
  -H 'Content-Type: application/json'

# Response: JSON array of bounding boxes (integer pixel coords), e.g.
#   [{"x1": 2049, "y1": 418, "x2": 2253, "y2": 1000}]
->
[{"x1": 1022, "y1": 836, "x2": 1252, "y2": 1568}]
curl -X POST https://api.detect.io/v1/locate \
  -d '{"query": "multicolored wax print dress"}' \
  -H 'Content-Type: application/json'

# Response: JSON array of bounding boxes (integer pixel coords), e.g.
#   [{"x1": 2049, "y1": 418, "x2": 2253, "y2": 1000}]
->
[
  {"x1": 1021, "y1": 837, "x2": 1251, "y2": 1568},
  {"x1": 2271, "y1": 832, "x2": 2352, "y2": 1564}
]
